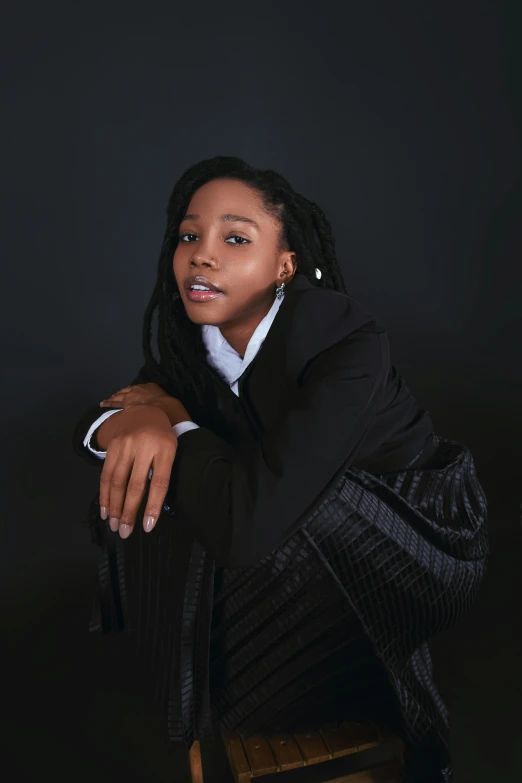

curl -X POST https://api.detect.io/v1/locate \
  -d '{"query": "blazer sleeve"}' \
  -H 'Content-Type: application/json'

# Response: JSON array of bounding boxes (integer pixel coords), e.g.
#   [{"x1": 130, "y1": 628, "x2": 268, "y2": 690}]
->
[
  {"x1": 167, "y1": 326, "x2": 390, "y2": 568},
  {"x1": 71, "y1": 362, "x2": 162, "y2": 468}
]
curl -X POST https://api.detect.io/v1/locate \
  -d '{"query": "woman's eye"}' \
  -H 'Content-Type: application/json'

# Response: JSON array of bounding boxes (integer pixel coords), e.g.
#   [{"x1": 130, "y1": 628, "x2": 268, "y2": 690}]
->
[
  {"x1": 226, "y1": 235, "x2": 249, "y2": 245},
  {"x1": 178, "y1": 232, "x2": 249, "y2": 245}
]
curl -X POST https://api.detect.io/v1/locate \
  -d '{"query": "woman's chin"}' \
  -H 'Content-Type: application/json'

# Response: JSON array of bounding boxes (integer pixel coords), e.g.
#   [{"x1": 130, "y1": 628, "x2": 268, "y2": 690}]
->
[{"x1": 182, "y1": 296, "x2": 227, "y2": 324}]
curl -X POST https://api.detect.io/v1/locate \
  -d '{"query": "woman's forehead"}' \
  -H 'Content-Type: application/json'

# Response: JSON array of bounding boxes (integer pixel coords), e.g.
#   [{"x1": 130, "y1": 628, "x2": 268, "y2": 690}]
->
[
  {"x1": 188, "y1": 178, "x2": 263, "y2": 211},
  {"x1": 185, "y1": 180, "x2": 274, "y2": 229}
]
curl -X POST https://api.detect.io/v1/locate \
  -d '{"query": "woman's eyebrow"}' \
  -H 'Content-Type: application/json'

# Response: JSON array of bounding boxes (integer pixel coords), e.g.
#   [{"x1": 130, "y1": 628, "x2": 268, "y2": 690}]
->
[{"x1": 182, "y1": 213, "x2": 261, "y2": 230}]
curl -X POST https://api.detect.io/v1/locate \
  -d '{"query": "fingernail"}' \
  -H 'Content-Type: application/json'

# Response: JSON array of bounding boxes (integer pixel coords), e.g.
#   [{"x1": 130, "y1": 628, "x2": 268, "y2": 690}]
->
[
  {"x1": 109, "y1": 517, "x2": 120, "y2": 532},
  {"x1": 144, "y1": 515, "x2": 156, "y2": 533},
  {"x1": 100, "y1": 506, "x2": 108, "y2": 520},
  {"x1": 99, "y1": 400, "x2": 105, "y2": 405},
  {"x1": 119, "y1": 524, "x2": 132, "y2": 539}
]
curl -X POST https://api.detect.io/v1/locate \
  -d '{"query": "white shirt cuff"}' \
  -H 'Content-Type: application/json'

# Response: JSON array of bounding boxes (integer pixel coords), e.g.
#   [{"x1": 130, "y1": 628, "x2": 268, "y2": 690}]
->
[
  {"x1": 83, "y1": 409, "x2": 123, "y2": 458},
  {"x1": 172, "y1": 420, "x2": 200, "y2": 437}
]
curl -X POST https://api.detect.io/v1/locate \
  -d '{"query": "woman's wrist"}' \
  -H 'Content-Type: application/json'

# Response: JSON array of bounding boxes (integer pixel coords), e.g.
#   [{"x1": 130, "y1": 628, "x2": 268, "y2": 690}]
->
[
  {"x1": 154, "y1": 397, "x2": 193, "y2": 427},
  {"x1": 93, "y1": 410, "x2": 124, "y2": 451}
]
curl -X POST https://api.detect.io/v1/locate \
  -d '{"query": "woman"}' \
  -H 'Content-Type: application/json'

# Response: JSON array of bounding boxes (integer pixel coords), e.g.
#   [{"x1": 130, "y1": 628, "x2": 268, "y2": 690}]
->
[{"x1": 72, "y1": 156, "x2": 489, "y2": 782}]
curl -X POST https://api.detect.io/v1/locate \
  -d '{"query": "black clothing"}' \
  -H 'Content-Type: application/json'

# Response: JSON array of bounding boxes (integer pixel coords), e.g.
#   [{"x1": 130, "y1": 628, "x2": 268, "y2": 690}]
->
[
  {"x1": 74, "y1": 273, "x2": 438, "y2": 566},
  {"x1": 72, "y1": 272, "x2": 489, "y2": 782}
]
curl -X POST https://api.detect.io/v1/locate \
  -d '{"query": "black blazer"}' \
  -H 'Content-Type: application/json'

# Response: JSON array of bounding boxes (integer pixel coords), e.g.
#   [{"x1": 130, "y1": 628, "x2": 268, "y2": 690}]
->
[
  {"x1": 72, "y1": 272, "x2": 489, "y2": 779},
  {"x1": 72, "y1": 271, "x2": 435, "y2": 567}
]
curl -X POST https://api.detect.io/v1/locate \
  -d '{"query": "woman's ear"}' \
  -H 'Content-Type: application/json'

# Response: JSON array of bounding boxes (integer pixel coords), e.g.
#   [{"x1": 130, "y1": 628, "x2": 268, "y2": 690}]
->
[{"x1": 279, "y1": 250, "x2": 296, "y2": 282}]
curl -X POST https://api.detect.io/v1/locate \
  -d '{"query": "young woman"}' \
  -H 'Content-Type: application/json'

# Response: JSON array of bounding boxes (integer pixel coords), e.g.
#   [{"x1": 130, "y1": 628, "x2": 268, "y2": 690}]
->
[{"x1": 72, "y1": 156, "x2": 489, "y2": 782}]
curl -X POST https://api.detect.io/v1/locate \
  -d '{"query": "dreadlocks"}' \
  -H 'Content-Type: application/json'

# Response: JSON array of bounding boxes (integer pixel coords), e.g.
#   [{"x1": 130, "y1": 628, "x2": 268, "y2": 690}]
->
[{"x1": 141, "y1": 155, "x2": 348, "y2": 421}]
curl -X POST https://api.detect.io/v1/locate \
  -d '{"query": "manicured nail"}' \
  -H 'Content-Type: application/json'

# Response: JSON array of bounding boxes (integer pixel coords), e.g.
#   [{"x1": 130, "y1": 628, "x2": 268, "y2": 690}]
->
[
  {"x1": 109, "y1": 517, "x2": 120, "y2": 532},
  {"x1": 119, "y1": 524, "x2": 132, "y2": 539},
  {"x1": 100, "y1": 506, "x2": 108, "y2": 520},
  {"x1": 99, "y1": 400, "x2": 105, "y2": 405},
  {"x1": 144, "y1": 515, "x2": 156, "y2": 533}
]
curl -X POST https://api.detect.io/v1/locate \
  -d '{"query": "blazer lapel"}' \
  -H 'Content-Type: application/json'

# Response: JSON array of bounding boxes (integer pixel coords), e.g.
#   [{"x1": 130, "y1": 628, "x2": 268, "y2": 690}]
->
[
  {"x1": 237, "y1": 271, "x2": 379, "y2": 436},
  {"x1": 233, "y1": 272, "x2": 310, "y2": 435}
]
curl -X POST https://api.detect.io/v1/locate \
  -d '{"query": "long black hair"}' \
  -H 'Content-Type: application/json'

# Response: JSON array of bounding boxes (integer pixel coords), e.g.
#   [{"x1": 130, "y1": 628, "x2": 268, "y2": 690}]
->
[
  {"x1": 142, "y1": 155, "x2": 348, "y2": 419},
  {"x1": 83, "y1": 156, "x2": 350, "y2": 558}
]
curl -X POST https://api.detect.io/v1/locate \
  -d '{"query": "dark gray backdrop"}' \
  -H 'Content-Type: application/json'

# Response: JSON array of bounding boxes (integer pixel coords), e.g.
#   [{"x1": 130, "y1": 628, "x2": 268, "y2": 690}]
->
[{"x1": 3, "y1": 1, "x2": 521, "y2": 781}]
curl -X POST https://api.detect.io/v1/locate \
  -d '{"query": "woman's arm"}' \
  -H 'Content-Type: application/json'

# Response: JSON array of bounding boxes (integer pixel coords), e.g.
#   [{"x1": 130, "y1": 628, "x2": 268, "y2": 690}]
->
[
  {"x1": 167, "y1": 326, "x2": 389, "y2": 568},
  {"x1": 71, "y1": 362, "x2": 174, "y2": 466}
]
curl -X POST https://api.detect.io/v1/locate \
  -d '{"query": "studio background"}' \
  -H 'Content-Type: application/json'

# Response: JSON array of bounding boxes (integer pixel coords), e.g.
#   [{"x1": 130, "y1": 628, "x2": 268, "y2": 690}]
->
[{"x1": 3, "y1": 1, "x2": 521, "y2": 781}]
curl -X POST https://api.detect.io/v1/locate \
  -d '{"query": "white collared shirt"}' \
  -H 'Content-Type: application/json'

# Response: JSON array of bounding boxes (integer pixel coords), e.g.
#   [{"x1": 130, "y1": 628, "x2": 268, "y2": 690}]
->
[{"x1": 83, "y1": 292, "x2": 285, "y2": 460}]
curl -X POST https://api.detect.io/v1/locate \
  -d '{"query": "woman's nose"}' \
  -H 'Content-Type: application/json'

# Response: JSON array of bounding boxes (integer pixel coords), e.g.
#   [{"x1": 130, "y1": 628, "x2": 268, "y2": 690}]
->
[{"x1": 190, "y1": 252, "x2": 217, "y2": 266}]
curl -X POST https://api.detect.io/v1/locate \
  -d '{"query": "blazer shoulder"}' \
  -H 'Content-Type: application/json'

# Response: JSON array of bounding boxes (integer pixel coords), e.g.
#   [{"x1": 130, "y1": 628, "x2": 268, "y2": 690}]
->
[
  {"x1": 288, "y1": 284, "x2": 387, "y2": 370},
  {"x1": 299, "y1": 284, "x2": 385, "y2": 330}
]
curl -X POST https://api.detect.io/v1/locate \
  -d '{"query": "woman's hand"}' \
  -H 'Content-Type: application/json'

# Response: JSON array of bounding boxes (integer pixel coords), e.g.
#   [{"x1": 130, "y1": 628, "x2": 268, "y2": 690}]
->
[
  {"x1": 99, "y1": 404, "x2": 178, "y2": 539},
  {"x1": 100, "y1": 382, "x2": 192, "y2": 426},
  {"x1": 100, "y1": 381, "x2": 173, "y2": 413}
]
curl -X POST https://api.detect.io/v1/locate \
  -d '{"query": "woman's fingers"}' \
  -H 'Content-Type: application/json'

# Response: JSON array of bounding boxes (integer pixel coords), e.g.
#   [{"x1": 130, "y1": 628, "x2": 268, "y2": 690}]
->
[
  {"x1": 100, "y1": 386, "x2": 137, "y2": 406},
  {"x1": 100, "y1": 393, "x2": 128, "y2": 407},
  {"x1": 99, "y1": 440, "x2": 132, "y2": 533},
  {"x1": 105, "y1": 386, "x2": 133, "y2": 398},
  {"x1": 142, "y1": 449, "x2": 177, "y2": 533},
  {"x1": 100, "y1": 447, "x2": 176, "y2": 538},
  {"x1": 117, "y1": 457, "x2": 152, "y2": 538},
  {"x1": 97, "y1": 407, "x2": 178, "y2": 538}
]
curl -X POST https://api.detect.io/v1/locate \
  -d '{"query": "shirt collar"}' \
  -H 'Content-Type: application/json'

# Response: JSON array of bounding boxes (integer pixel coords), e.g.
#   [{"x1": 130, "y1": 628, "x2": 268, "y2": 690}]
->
[{"x1": 201, "y1": 292, "x2": 285, "y2": 387}]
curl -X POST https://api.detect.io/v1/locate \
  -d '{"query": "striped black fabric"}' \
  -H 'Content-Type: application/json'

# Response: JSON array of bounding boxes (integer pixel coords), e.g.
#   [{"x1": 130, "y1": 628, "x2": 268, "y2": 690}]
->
[
  {"x1": 84, "y1": 431, "x2": 489, "y2": 782},
  {"x1": 209, "y1": 537, "x2": 405, "y2": 735}
]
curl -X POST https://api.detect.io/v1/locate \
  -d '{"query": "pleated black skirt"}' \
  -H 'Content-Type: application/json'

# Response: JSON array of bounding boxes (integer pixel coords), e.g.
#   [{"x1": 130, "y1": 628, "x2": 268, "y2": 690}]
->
[
  {"x1": 86, "y1": 432, "x2": 488, "y2": 783},
  {"x1": 207, "y1": 432, "x2": 436, "y2": 739},
  {"x1": 209, "y1": 538, "x2": 405, "y2": 737}
]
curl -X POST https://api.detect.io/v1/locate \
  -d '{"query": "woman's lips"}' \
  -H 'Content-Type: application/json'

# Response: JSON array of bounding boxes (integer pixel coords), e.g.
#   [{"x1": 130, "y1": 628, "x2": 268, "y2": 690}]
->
[{"x1": 186, "y1": 289, "x2": 225, "y2": 302}]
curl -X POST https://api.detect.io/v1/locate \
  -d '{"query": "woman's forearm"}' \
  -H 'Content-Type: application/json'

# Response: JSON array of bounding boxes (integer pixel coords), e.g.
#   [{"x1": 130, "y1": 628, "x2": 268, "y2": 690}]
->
[{"x1": 93, "y1": 398, "x2": 191, "y2": 451}]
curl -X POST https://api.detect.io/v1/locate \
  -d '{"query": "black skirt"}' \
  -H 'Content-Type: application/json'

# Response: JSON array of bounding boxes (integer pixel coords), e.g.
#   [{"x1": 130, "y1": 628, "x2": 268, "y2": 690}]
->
[
  {"x1": 209, "y1": 538, "x2": 405, "y2": 736},
  {"x1": 85, "y1": 432, "x2": 488, "y2": 783}
]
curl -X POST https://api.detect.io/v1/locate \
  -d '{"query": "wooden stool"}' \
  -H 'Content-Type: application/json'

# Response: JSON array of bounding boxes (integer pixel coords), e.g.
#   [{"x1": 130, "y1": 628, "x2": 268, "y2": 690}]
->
[{"x1": 189, "y1": 720, "x2": 405, "y2": 782}]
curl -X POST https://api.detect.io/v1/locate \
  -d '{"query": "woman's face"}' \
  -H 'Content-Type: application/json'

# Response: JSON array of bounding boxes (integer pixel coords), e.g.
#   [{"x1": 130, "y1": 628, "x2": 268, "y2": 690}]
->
[{"x1": 173, "y1": 178, "x2": 296, "y2": 333}]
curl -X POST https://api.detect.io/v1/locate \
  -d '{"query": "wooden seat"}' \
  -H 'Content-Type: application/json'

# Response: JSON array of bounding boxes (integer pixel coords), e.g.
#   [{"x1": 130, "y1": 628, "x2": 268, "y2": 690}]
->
[{"x1": 188, "y1": 720, "x2": 405, "y2": 782}]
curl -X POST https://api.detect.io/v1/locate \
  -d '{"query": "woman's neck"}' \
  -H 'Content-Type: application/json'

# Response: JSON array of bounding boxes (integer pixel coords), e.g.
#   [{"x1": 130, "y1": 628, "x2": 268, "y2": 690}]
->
[{"x1": 218, "y1": 294, "x2": 276, "y2": 358}]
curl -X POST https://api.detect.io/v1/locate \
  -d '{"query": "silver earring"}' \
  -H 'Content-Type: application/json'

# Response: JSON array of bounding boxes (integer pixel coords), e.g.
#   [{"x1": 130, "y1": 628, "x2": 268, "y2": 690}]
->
[{"x1": 275, "y1": 280, "x2": 286, "y2": 299}]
